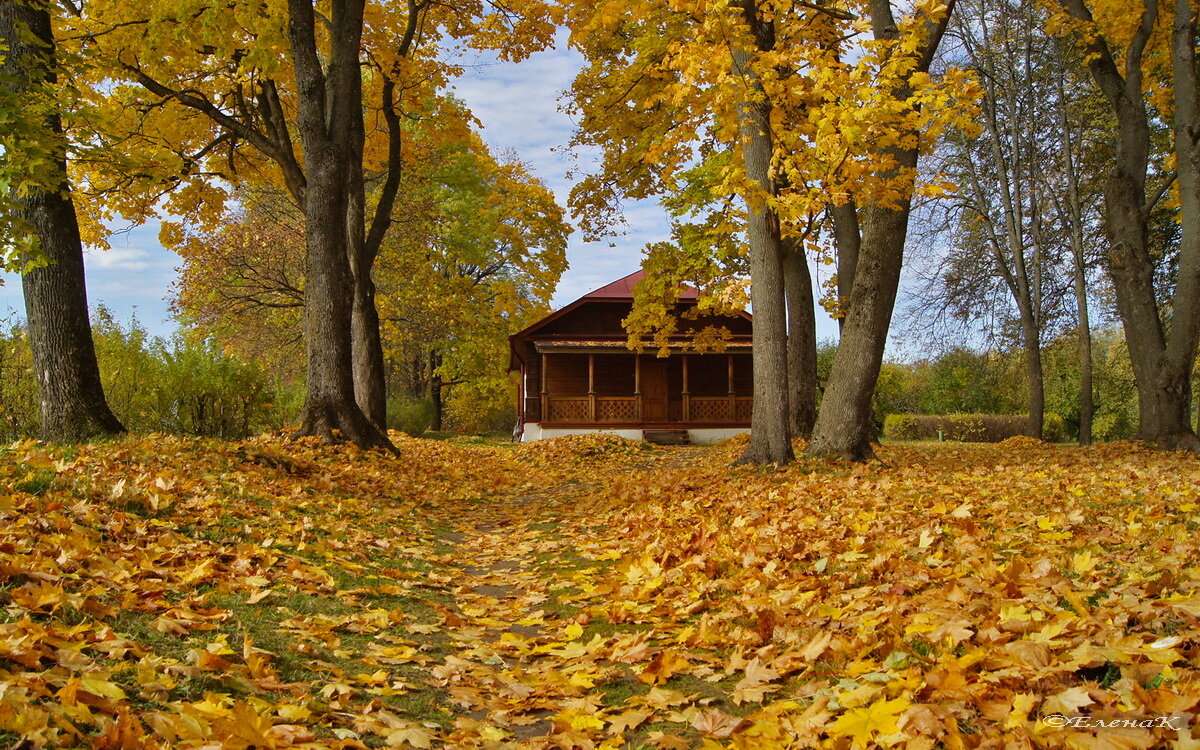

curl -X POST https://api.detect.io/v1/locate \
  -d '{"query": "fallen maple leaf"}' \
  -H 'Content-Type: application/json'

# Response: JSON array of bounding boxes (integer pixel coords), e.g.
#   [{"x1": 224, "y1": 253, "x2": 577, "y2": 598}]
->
[{"x1": 829, "y1": 696, "x2": 910, "y2": 745}]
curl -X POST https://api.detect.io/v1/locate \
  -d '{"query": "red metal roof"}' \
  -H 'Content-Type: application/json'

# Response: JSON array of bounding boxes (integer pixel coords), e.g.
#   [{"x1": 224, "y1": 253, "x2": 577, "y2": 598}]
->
[
  {"x1": 508, "y1": 270, "x2": 740, "y2": 370},
  {"x1": 582, "y1": 270, "x2": 699, "y2": 300}
]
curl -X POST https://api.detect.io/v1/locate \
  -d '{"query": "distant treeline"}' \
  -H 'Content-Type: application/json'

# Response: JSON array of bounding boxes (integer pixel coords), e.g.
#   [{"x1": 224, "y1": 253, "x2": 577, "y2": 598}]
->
[{"x1": 823, "y1": 327, "x2": 1141, "y2": 443}]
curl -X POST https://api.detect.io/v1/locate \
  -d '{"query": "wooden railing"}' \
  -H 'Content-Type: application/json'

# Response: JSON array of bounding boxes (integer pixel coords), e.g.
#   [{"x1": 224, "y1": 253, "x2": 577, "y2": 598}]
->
[
  {"x1": 596, "y1": 397, "x2": 639, "y2": 422},
  {"x1": 685, "y1": 396, "x2": 753, "y2": 423},
  {"x1": 545, "y1": 396, "x2": 590, "y2": 422},
  {"x1": 543, "y1": 395, "x2": 751, "y2": 424},
  {"x1": 545, "y1": 396, "x2": 641, "y2": 423}
]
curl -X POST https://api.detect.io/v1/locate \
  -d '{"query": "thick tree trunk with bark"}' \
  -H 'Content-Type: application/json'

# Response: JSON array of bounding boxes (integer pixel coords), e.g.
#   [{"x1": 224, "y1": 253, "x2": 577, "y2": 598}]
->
[
  {"x1": 1, "y1": 1, "x2": 124, "y2": 443},
  {"x1": 1057, "y1": 0, "x2": 1200, "y2": 450},
  {"x1": 1162, "y1": 0, "x2": 1200, "y2": 449},
  {"x1": 1018, "y1": 314, "x2": 1045, "y2": 439},
  {"x1": 807, "y1": 0, "x2": 952, "y2": 460},
  {"x1": 346, "y1": 155, "x2": 386, "y2": 430},
  {"x1": 1105, "y1": 167, "x2": 1197, "y2": 447},
  {"x1": 294, "y1": 160, "x2": 389, "y2": 448},
  {"x1": 287, "y1": 0, "x2": 394, "y2": 452},
  {"x1": 783, "y1": 239, "x2": 817, "y2": 439},
  {"x1": 808, "y1": 201, "x2": 912, "y2": 460},
  {"x1": 350, "y1": 272, "x2": 387, "y2": 428},
  {"x1": 731, "y1": 20, "x2": 793, "y2": 466},
  {"x1": 344, "y1": 50, "x2": 390, "y2": 431}
]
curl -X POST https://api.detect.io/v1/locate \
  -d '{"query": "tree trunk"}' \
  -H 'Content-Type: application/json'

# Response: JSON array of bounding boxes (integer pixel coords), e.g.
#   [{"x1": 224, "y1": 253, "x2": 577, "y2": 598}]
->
[
  {"x1": 429, "y1": 350, "x2": 445, "y2": 432},
  {"x1": 1057, "y1": 73, "x2": 1094, "y2": 445},
  {"x1": 1, "y1": 0, "x2": 125, "y2": 443},
  {"x1": 286, "y1": 0, "x2": 394, "y2": 452},
  {"x1": 1075, "y1": 272, "x2": 1095, "y2": 446},
  {"x1": 346, "y1": 158, "x2": 386, "y2": 430},
  {"x1": 1058, "y1": 0, "x2": 1200, "y2": 450},
  {"x1": 808, "y1": 202, "x2": 912, "y2": 460},
  {"x1": 730, "y1": 19, "x2": 793, "y2": 466},
  {"x1": 1019, "y1": 314, "x2": 1045, "y2": 439},
  {"x1": 1102, "y1": 165, "x2": 1198, "y2": 447},
  {"x1": 345, "y1": 55, "x2": 387, "y2": 431},
  {"x1": 293, "y1": 159, "x2": 390, "y2": 448},
  {"x1": 1161, "y1": 0, "x2": 1200, "y2": 449},
  {"x1": 350, "y1": 273, "x2": 387, "y2": 428},
  {"x1": 831, "y1": 202, "x2": 861, "y2": 332},
  {"x1": 783, "y1": 238, "x2": 817, "y2": 439},
  {"x1": 806, "y1": 0, "x2": 952, "y2": 460}
]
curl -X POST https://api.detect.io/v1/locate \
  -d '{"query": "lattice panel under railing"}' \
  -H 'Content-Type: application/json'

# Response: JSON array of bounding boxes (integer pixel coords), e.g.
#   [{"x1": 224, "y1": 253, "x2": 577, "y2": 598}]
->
[
  {"x1": 689, "y1": 398, "x2": 734, "y2": 422},
  {"x1": 734, "y1": 398, "x2": 752, "y2": 421},
  {"x1": 547, "y1": 398, "x2": 590, "y2": 422},
  {"x1": 596, "y1": 399, "x2": 638, "y2": 422}
]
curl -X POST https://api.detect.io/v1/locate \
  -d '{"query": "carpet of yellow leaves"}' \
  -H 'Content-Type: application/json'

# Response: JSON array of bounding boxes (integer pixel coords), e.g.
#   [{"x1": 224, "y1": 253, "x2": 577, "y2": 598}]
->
[{"x1": 1, "y1": 433, "x2": 1199, "y2": 748}]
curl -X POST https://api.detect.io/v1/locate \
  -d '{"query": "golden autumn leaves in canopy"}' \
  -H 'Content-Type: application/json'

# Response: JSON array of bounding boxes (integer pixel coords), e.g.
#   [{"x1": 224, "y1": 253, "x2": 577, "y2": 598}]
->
[{"x1": 3, "y1": 433, "x2": 1200, "y2": 747}]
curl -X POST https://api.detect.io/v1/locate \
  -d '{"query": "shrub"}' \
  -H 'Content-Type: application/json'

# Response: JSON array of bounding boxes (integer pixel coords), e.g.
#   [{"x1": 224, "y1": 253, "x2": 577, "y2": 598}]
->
[
  {"x1": 387, "y1": 396, "x2": 435, "y2": 436},
  {"x1": 91, "y1": 310, "x2": 286, "y2": 438},
  {"x1": 0, "y1": 309, "x2": 290, "y2": 440},
  {"x1": 445, "y1": 400, "x2": 516, "y2": 436},
  {"x1": 884, "y1": 413, "x2": 1066, "y2": 443},
  {"x1": 0, "y1": 322, "x2": 39, "y2": 440}
]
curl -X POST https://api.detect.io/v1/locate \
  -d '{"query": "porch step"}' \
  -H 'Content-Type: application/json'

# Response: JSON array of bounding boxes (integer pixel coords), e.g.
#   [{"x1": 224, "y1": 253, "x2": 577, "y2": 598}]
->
[{"x1": 643, "y1": 429, "x2": 690, "y2": 446}]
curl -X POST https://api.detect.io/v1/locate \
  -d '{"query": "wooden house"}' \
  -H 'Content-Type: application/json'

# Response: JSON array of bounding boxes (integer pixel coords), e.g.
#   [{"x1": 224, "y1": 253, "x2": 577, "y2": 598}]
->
[{"x1": 509, "y1": 271, "x2": 753, "y2": 444}]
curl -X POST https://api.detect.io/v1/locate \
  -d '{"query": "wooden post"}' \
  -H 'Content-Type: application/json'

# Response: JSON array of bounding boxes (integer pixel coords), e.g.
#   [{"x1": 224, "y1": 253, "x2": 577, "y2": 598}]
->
[
  {"x1": 727, "y1": 353, "x2": 736, "y2": 420},
  {"x1": 588, "y1": 353, "x2": 596, "y2": 422},
  {"x1": 540, "y1": 352, "x2": 548, "y2": 423},
  {"x1": 634, "y1": 354, "x2": 642, "y2": 420},
  {"x1": 682, "y1": 354, "x2": 690, "y2": 422}
]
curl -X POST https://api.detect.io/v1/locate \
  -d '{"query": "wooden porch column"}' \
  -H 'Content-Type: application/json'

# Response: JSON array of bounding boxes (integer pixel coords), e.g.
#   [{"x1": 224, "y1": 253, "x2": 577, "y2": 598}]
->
[
  {"x1": 682, "y1": 354, "x2": 690, "y2": 422},
  {"x1": 634, "y1": 354, "x2": 642, "y2": 419},
  {"x1": 727, "y1": 353, "x2": 736, "y2": 418},
  {"x1": 588, "y1": 353, "x2": 596, "y2": 422},
  {"x1": 540, "y1": 352, "x2": 548, "y2": 423}
]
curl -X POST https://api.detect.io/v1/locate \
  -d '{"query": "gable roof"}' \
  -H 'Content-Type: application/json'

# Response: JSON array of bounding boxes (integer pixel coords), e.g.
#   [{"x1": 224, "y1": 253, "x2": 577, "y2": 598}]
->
[
  {"x1": 509, "y1": 270, "x2": 749, "y2": 370},
  {"x1": 583, "y1": 270, "x2": 700, "y2": 300}
]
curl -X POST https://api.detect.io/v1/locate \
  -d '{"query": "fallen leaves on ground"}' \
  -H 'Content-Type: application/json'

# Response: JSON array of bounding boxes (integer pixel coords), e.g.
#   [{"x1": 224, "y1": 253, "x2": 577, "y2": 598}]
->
[{"x1": 1, "y1": 432, "x2": 1199, "y2": 747}]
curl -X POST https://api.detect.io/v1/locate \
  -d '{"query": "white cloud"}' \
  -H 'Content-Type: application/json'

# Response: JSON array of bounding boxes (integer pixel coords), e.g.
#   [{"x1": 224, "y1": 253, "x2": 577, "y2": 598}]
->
[
  {"x1": 84, "y1": 244, "x2": 151, "y2": 272},
  {"x1": 0, "y1": 222, "x2": 180, "y2": 334},
  {"x1": 450, "y1": 29, "x2": 678, "y2": 309}
]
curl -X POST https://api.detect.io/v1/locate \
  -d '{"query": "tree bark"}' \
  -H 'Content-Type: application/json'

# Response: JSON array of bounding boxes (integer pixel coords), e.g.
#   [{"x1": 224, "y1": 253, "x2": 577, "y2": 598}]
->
[
  {"x1": 1, "y1": 0, "x2": 125, "y2": 443},
  {"x1": 1055, "y1": 71, "x2": 1094, "y2": 444},
  {"x1": 430, "y1": 350, "x2": 444, "y2": 433},
  {"x1": 783, "y1": 238, "x2": 817, "y2": 439},
  {"x1": 831, "y1": 202, "x2": 861, "y2": 331},
  {"x1": 1018, "y1": 313, "x2": 1045, "y2": 438},
  {"x1": 1057, "y1": 0, "x2": 1200, "y2": 450},
  {"x1": 287, "y1": 0, "x2": 394, "y2": 452},
  {"x1": 1162, "y1": 0, "x2": 1200, "y2": 448},
  {"x1": 807, "y1": 0, "x2": 954, "y2": 460},
  {"x1": 731, "y1": 4, "x2": 793, "y2": 466},
  {"x1": 808, "y1": 200, "x2": 913, "y2": 460},
  {"x1": 346, "y1": 121, "x2": 386, "y2": 429},
  {"x1": 350, "y1": 269, "x2": 387, "y2": 428}
]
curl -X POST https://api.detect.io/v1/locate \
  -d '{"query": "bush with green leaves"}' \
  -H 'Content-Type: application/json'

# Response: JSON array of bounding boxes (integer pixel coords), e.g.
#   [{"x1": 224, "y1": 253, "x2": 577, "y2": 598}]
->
[
  {"x1": 90, "y1": 309, "x2": 295, "y2": 437},
  {"x1": 387, "y1": 396, "x2": 435, "y2": 436},
  {"x1": 0, "y1": 308, "x2": 296, "y2": 440},
  {"x1": 0, "y1": 320, "x2": 40, "y2": 440},
  {"x1": 884, "y1": 413, "x2": 1066, "y2": 443}
]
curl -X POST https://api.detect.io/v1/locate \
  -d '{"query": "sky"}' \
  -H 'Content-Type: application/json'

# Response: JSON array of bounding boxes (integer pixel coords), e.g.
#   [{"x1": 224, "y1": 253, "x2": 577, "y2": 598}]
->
[{"x1": 0, "y1": 27, "x2": 843, "y2": 343}]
